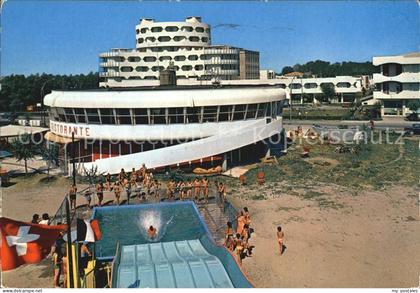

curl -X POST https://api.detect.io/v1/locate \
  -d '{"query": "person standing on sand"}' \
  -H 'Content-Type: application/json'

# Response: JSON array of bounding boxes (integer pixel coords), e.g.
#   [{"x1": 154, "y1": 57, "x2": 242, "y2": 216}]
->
[
  {"x1": 218, "y1": 182, "x2": 226, "y2": 207},
  {"x1": 277, "y1": 226, "x2": 285, "y2": 255},
  {"x1": 167, "y1": 179, "x2": 175, "y2": 200},
  {"x1": 224, "y1": 221, "x2": 235, "y2": 251},
  {"x1": 69, "y1": 184, "x2": 77, "y2": 210},
  {"x1": 186, "y1": 181, "x2": 193, "y2": 200},
  {"x1": 113, "y1": 181, "x2": 121, "y2": 205},
  {"x1": 236, "y1": 211, "x2": 246, "y2": 235},
  {"x1": 84, "y1": 190, "x2": 92, "y2": 209},
  {"x1": 202, "y1": 177, "x2": 209, "y2": 204},
  {"x1": 125, "y1": 179, "x2": 132, "y2": 205},
  {"x1": 243, "y1": 207, "x2": 251, "y2": 226},
  {"x1": 51, "y1": 232, "x2": 65, "y2": 288},
  {"x1": 96, "y1": 182, "x2": 104, "y2": 207},
  {"x1": 193, "y1": 177, "x2": 201, "y2": 202},
  {"x1": 62, "y1": 249, "x2": 68, "y2": 288},
  {"x1": 234, "y1": 233, "x2": 244, "y2": 265},
  {"x1": 118, "y1": 168, "x2": 127, "y2": 183},
  {"x1": 105, "y1": 173, "x2": 111, "y2": 191}
]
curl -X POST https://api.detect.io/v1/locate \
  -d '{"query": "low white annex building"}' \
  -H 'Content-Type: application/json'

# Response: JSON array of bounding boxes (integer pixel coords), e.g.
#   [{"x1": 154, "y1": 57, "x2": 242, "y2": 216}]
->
[{"x1": 372, "y1": 52, "x2": 420, "y2": 116}]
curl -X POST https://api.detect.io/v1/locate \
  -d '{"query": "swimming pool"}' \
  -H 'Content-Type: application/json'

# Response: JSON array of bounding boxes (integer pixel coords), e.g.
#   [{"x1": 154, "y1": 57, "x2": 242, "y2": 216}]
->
[{"x1": 92, "y1": 202, "x2": 253, "y2": 288}]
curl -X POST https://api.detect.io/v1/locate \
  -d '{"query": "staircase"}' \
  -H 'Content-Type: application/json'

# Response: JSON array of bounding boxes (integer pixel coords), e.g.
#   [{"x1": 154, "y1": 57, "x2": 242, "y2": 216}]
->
[{"x1": 198, "y1": 203, "x2": 229, "y2": 245}]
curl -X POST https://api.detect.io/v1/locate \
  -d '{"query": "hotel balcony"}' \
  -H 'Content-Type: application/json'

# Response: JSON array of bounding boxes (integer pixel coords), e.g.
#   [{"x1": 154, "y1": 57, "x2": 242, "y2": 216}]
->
[
  {"x1": 99, "y1": 71, "x2": 121, "y2": 77},
  {"x1": 99, "y1": 61, "x2": 121, "y2": 67}
]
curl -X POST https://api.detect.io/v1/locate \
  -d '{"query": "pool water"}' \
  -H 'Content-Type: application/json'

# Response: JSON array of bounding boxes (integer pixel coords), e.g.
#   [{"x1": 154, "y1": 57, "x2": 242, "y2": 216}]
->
[
  {"x1": 93, "y1": 202, "x2": 207, "y2": 259},
  {"x1": 92, "y1": 201, "x2": 253, "y2": 288}
]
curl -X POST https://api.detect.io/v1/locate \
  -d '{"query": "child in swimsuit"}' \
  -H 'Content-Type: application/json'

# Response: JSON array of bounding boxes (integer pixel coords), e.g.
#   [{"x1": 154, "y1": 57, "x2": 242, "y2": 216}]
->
[
  {"x1": 277, "y1": 226, "x2": 285, "y2": 255},
  {"x1": 96, "y1": 182, "x2": 104, "y2": 207}
]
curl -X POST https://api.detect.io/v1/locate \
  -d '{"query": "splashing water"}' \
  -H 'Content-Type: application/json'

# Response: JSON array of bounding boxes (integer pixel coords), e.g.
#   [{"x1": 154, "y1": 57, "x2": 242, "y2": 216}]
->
[{"x1": 136, "y1": 210, "x2": 174, "y2": 242}]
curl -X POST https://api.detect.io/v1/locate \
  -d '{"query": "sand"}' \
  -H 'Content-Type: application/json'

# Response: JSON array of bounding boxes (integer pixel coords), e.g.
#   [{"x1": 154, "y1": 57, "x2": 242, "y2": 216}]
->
[
  {"x1": 230, "y1": 184, "x2": 420, "y2": 288},
  {"x1": 1, "y1": 173, "x2": 419, "y2": 288}
]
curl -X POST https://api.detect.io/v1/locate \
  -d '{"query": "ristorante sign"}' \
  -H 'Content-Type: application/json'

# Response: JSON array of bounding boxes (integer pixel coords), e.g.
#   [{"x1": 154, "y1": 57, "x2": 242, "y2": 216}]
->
[{"x1": 50, "y1": 121, "x2": 91, "y2": 138}]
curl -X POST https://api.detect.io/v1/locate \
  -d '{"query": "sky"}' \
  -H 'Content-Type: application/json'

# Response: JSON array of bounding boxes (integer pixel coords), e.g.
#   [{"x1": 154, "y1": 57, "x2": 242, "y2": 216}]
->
[{"x1": 1, "y1": 0, "x2": 419, "y2": 75}]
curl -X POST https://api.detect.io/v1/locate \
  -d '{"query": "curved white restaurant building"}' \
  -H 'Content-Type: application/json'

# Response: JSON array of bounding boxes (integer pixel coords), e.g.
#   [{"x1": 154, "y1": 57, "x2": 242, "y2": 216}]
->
[{"x1": 44, "y1": 86, "x2": 286, "y2": 174}]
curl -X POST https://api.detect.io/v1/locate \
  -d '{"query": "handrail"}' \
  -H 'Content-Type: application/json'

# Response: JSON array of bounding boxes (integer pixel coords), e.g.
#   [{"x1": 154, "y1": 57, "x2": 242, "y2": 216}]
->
[{"x1": 110, "y1": 241, "x2": 121, "y2": 288}]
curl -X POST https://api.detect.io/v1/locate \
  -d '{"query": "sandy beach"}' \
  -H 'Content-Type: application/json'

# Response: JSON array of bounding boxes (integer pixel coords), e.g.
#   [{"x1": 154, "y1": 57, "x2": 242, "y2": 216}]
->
[{"x1": 230, "y1": 184, "x2": 420, "y2": 288}]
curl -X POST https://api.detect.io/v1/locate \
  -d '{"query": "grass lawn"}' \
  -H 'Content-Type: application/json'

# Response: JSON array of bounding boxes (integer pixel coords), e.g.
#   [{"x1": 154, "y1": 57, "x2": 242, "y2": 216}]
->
[
  {"x1": 217, "y1": 132, "x2": 418, "y2": 205},
  {"x1": 283, "y1": 107, "x2": 352, "y2": 120}
]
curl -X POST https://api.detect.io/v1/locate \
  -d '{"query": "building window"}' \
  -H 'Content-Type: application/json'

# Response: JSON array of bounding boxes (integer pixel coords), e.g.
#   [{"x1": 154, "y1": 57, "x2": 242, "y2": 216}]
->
[
  {"x1": 121, "y1": 66, "x2": 133, "y2": 72},
  {"x1": 151, "y1": 27, "x2": 163, "y2": 33},
  {"x1": 150, "y1": 108, "x2": 166, "y2": 124},
  {"x1": 143, "y1": 56, "x2": 157, "y2": 62},
  {"x1": 64, "y1": 108, "x2": 76, "y2": 123},
  {"x1": 74, "y1": 108, "x2": 86, "y2": 123},
  {"x1": 99, "y1": 109, "x2": 115, "y2": 124},
  {"x1": 336, "y1": 82, "x2": 351, "y2": 88},
  {"x1": 195, "y1": 27, "x2": 204, "y2": 33},
  {"x1": 158, "y1": 36, "x2": 171, "y2": 42},
  {"x1": 181, "y1": 65, "x2": 192, "y2": 71},
  {"x1": 189, "y1": 36, "x2": 200, "y2": 42},
  {"x1": 188, "y1": 55, "x2": 199, "y2": 61},
  {"x1": 256, "y1": 103, "x2": 268, "y2": 118},
  {"x1": 128, "y1": 56, "x2": 141, "y2": 62},
  {"x1": 136, "y1": 66, "x2": 149, "y2": 72},
  {"x1": 246, "y1": 103, "x2": 258, "y2": 119},
  {"x1": 219, "y1": 105, "x2": 233, "y2": 122},
  {"x1": 233, "y1": 105, "x2": 246, "y2": 120},
  {"x1": 202, "y1": 106, "x2": 218, "y2": 122},
  {"x1": 115, "y1": 109, "x2": 132, "y2": 125},
  {"x1": 57, "y1": 108, "x2": 67, "y2": 122},
  {"x1": 174, "y1": 56, "x2": 186, "y2": 61},
  {"x1": 152, "y1": 66, "x2": 164, "y2": 72},
  {"x1": 134, "y1": 108, "x2": 148, "y2": 124},
  {"x1": 86, "y1": 109, "x2": 101, "y2": 124},
  {"x1": 165, "y1": 26, "x2": 178, "y2": 32},
  {"x1": 186, "y1": 107, "x2": 200, "y2": 123},
  {"x1": 181, "y1": 26, "x2": 193, "y2": 32},
  {"x1": 168, "y1": 107, "x2": 185, "y2": 124}
]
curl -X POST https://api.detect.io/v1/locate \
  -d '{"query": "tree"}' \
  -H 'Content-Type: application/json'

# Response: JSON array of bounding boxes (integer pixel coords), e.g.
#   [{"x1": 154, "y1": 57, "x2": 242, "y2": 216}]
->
[
  {"x1": 10, "y1": 133, "x2": 37, "y2": 174},
  {"x1": 407, "y1": 100, "x2": 420, "y2": 112},
  {"x1": 41, "y1": 142, "x2": 59, "y2": 179},
  {"x1": 281, "y1": 66, "x2": 294, "y2": 75},
  {"x1": 320, "y1": 83, "x2": 336, "y2": 103}
]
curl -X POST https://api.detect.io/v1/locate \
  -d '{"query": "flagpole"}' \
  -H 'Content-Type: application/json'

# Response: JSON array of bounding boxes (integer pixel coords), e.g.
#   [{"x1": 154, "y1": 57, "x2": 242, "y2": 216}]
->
[
  {"x1": 71, "y1": 132, "x2": 76, "y2": 186},
  {"x1": 65, "y1": 195, "x2": 75, "y2": 288}
]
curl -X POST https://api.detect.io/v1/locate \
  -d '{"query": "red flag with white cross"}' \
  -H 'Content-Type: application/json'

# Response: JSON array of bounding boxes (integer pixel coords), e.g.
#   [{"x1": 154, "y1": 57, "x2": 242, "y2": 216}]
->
[{"x1": 0, "y1": 217, "x2": 67, "y2": 271}]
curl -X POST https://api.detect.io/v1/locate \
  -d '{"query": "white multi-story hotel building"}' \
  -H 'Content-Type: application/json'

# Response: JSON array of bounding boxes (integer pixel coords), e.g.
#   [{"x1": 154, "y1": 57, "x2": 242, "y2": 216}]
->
[
  {"x1": 99, "y1": 17, "x2": 259, "y2": 88},
  {"x1": 44, "y1": 86, "x2": 286, "y2": 174},
  {"x1": 372, "y1": 52, "x2": 420, "y2": 116}
]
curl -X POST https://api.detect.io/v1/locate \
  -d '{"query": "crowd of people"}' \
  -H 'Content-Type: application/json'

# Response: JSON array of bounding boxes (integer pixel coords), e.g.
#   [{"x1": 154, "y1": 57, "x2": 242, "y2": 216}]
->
[
  {"x1": 66, "y1": 163, "x2": 228, "y2": 209},
  {"x1": 224, "y1": 207, "x2": 286, "y2": 265},
  {"x1": 224, "y1": 207, "x2": 254, "y2": 265}
]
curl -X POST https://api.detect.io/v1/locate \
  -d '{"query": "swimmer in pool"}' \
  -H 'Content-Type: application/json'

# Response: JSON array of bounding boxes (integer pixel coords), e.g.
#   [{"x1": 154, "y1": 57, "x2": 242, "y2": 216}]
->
[{"x1": 148, "y1": 225, "x2": 157, "y2": 239}]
